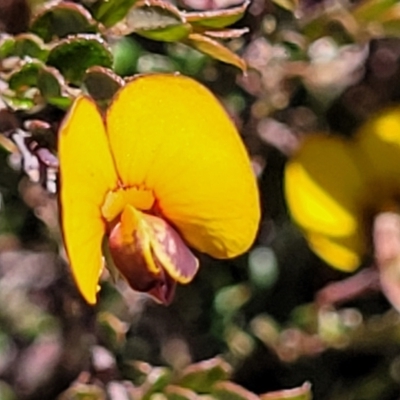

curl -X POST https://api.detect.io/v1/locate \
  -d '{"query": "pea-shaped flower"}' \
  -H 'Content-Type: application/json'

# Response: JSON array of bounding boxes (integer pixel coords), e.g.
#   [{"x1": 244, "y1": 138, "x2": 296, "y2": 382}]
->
[
  {"x1": 59, "y1": 74, "x2": 260, "y2": 305},
  {"x1": 285, "y1": 107, "x2": 400, "y2": 307}
]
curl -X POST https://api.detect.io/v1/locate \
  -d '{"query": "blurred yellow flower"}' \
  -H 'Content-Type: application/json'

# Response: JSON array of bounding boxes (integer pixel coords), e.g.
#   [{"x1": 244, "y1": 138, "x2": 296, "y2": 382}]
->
[
  {"x1": 285, "y1": 107, "x2": 400, "y2": 273},
  {"x1": 59, "y1": 74, "x2": 260, "y2": 305}
]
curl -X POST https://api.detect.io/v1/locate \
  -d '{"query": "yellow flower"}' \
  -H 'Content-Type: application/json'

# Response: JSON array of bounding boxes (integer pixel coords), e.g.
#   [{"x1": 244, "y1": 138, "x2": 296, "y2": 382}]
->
[
  {"x1": 285, "y1": 107, "x2": 400, "y2": 272},
  {"x1": 59, "y1": 74, "x2": 260, "y2": 305}
]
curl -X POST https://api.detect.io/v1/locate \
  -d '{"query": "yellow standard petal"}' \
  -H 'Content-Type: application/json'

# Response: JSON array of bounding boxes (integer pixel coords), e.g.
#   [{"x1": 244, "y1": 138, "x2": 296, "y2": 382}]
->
[
  {"x1": 285, "y1": 135, "x2": 367, "y2": 271},
  {"x1": 106, "y1": 74, "x2": 260, "y2": 258},
  {"x1": 59, "y1": 96, "x2": 118, "y2": 304}
]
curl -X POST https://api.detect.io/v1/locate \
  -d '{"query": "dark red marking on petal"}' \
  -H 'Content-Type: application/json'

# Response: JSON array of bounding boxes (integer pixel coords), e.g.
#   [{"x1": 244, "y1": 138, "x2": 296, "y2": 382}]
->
[
  {"x1": 143, "y1": 214, "x2": 199, "y2": 283},
  {"x1": 147, "y1": 263, "x2": 176, "y2": 305},
  {"x1": 108, "y1": 221, "x2": 161, "y2": 291},
  {"x1": 108, "y1": 220, "x2": 176, "y2": 305}
]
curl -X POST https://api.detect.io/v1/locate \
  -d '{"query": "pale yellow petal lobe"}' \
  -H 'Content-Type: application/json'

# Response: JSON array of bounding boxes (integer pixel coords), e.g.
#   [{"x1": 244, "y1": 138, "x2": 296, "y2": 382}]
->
[
  {"x1": 59, "y1": 96, "x2": 118, "y2": 304},
  {"x1": 307, "y1": 232, "x2": 364, "y2": 272},
  {"x1": 285, "y1": 135, "x2": 367, "y2": 271},
  {"x1": 357, "y1": 106, "x2": 400, "y2": 197}
]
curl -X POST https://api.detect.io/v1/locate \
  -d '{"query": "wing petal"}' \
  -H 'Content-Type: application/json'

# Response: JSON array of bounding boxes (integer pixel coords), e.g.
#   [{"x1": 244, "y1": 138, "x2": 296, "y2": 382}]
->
[{"x1": 59, "y1": 96, "x2": 118, "y2": 304}]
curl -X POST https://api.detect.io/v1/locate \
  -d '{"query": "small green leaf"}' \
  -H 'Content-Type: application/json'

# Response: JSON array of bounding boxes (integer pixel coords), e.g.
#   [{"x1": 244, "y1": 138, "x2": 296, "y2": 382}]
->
[
  {"x1": 137, "y1": 24, "x2": 192, "y2": 42},
  {"x1": 112, "y1": 36, "x2": 143, "y2": 76},
  {"x1": 184, "y1": 1, "x2": 249, "y2": 29},
  {"x1": 380, "y1": 20, "x2": 400, "y2": 36},
  {"x1": 0, "y1": 136, "x2": 18, "y2": 154},
  {"x1": 142, "y1": 367, "x2": 172, "y2": 400},
  {"x1": 0, "y1": 35, "x2": 15, "y2": 59},
  {"x1": 137, "y1": 53, "x2": 176, "y2": 73},
  {"x1": 260, "y1": 382, "x2": 312, "y2": 400},
  {"x1": 215, "y1": 284, "x2": 251, "y2": 315},
  {"x1": 97, "y1": 311, "x2": 128, "y2": 349},
  {"x1": 37, "y1": 67, "x2": 62, "y2": 98},
  {"x1": 92, "y1": 0, "x2": 138, "y2": 27},
  {"x1": 30, "y1": 2, "x2": 98, "y2": 42},
  {"x1": 7, "y1": 62, "x2": 71, "y2": 109},
  {"x1": 377, "y1": 4, "x2": 400, "y2": 36},
  {"x1": 47, "y1": 35, "x2": 113, "y2": 85},
  {"x1": 185, "y1": 33, "x2": 246, "y2": 71},
  {"x1": 212, "y1": 381, "x2": 260, "y2": 400},
  {"x1": 13, "y1": 34, "x2": 48, "y2": 61},
  {"x1": 58, "y1": 383, "x2": 107, "y2": 400},
  {"x1": 83, "y1": 66, "x2": 124, "y2": 102},
  {"x1": 178, "y1": 358, "x2": 232, "y2": 394},
  {"x1": 271, "y1": 0, "x2": 298, "y2": 12},
  {"x1": 8, "y1": 61, "x2": 42, "y2": 91},
  {"x1": 2, "y1": 93, "x2": 37, "y2": 111},
  {"x1": 46, "y1": 96, "x2": 72, "y2": 109},
  {"x1": 127, "y1": 0, "x2": 183, "y2": 30},
  {"x1": 0, "y1": 381, "x2": 16, "y2": 400},
  {"x1": 352, "y1": 0, "x2": 398, "y2": 23},
  {"x1": 114, "y1": 0, "x2": 192, "y2": 41},
  {"x1": 167, "y1": 42, "x2": 207, "y2": 75},
  {"x1": 164, "y1": 385, "x2": 198, "y2": 400},
  {"x1": 0, "y1": 34, "x2": 48, "y2": 61}
]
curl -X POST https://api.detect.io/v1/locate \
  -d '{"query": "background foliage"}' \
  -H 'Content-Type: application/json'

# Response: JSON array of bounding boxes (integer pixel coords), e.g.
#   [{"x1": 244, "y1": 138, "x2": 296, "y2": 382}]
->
[{"x1": 1, "y1": 0, "x2": 400, "y2": 399}]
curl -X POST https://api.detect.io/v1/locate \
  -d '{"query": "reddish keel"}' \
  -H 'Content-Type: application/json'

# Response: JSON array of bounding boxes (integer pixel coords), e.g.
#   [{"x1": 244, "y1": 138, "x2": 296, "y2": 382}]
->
[{"x1": 108, "y1": 205, "x2": 199, "y2": 304}]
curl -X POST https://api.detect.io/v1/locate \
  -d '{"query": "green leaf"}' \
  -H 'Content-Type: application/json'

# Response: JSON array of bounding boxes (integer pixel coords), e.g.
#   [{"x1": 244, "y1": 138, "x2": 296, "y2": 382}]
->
[
  {"x1": 8, "y1": 61, "x2": 42, "y2": 91},
  {"x1": 127, "y1": 0, "x2": 182, "y2": 29},
  {"x1": 167, "y1": 42, "x2": 207, "y2": 75},
  {"x1": 0, "y1": 34, "x2": 48, "y2": 61},
  {"x1": 124, "y1": 0, "x2": 192, "y2": 41},
  {"x1": 13, "y1": 34, "x2": 48, "y2": 61},
  {"x1": 260, "y1": 382, "x2": 312, "y2": 400},
  {"x1": 37, "y1": 66, "x2": 63, "y2": 98},
  {"x1": 46, "y1": 96, "x2": 72, "y2": 109},
  {"x1": 83, "y1": 66, "x2": 124, "y2": 102},
  {"x1": 271, "y1": 0, "x2": 298, "y2": 12},
  {"x1": 112, "y1": 36, "x2": 143, "y2": 76},
  {"x1": 30, "y1": 2, "x2": 98, "y2": 42},
  {"x1": 137, "y1": 53, "x2": 176, "y2": 73},
  {"x1": 107, "y1": 0, "x2": 193, "y2": 41},
  {"x1": 0, "y1": 35, "x2": 15, "y2": 59},
  {"x1": 352, "y1": 0, "x2": 398, "y2": 23},
  {"x1": 0, "y1": 381, "x2": 16, "y2": 400},
  {"x1": 178, "y1": 358, "x2": 232, "y2": 394},
  {"x1": 97, "y1": 311, "x2": 128, "y2": 349},
  {"x1": 58, "y1": 383, "x2": 106, "y2": 400},
  {"x1": 377, "y1": 4, "x2": 400, "y2": 36},
  {"x1": 184, "y1": 1, "x2": 249, "y2": 29},
  {"x1": 92, "y1": 0, "x2": 138, "y2": 27},
  {"x1": 47, "y1": 35, "x2": 113, "y2": 85},
  {"x1": 7, "y1": 61, "x2": 71, "y2": 109},
  {"x1": 2, "y1": 94, "x2": 36, "y2": 111},
  {"x1": 142, "y1": 367, "x2": 172, "y2": 400},
  {"x1": 137, "y1": 24, "x2": 192, "y2": 42},
  {"x1": 212, "y1": 381, "x2": 260, "y2": 400},
  {"x1": 185, "y1": 33, "x2": 246, "y2": 71},
  {"x1": 164, "y1": 385, "x2": 198, "y2": 400},
  {"x1": 0, "y1": 136, "x2": 17, "y2": 154},
  {"x1": 214, "y1": 284, "x2": 251, "y2": 315}
]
